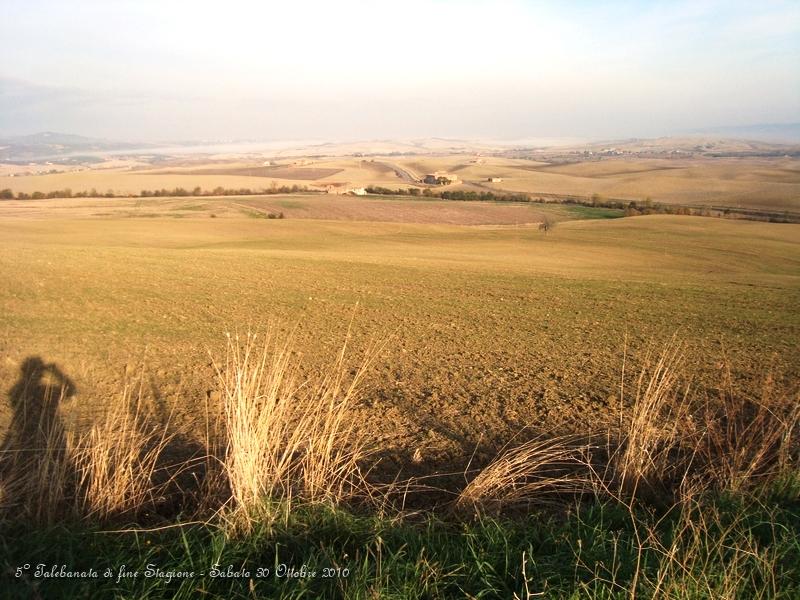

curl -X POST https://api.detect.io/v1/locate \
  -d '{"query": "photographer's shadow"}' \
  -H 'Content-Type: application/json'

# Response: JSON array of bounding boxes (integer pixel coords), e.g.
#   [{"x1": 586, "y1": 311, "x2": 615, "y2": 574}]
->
[{"x1": 1, "y1": 356, "x2": 76, "y2": 519}]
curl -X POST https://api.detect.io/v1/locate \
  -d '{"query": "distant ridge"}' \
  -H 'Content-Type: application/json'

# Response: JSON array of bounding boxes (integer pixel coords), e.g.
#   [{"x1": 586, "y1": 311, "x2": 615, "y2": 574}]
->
[
  {"x1": 685, "y1": 123, "x2": 800, "y2": 144},
  {"x1": 0, "y1": 131, "x2": 151, "y2": 161},
  {"x1": 4, "y1": 131, "x2": 110, "y2": 145}
]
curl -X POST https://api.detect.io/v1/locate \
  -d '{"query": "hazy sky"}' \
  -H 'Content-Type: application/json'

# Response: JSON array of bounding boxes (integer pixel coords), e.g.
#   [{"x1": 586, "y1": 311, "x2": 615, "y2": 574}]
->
[{"x1": 1, "y1": 0, "x2": 798, "y2": 141}]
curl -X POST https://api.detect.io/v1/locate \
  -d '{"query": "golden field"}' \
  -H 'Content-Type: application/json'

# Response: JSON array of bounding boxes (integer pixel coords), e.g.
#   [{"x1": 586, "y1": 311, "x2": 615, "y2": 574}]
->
[{"x1": 1, "y1": 194, "x2": 798, "y2": 476}]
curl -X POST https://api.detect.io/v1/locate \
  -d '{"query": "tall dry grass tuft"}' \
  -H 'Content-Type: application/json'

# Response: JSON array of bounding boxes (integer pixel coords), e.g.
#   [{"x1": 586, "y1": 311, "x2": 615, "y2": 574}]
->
[
  {"x1": 605, "y1": 339, "x2": 800, "y2": 503},
  {"x1": 72, "y1": 382, "x2": 174, "y2": 522},
  {"x1": 457, "y1": 340, "x2": 693, "y2": 515},
  {"x1": 456, "y1": 435, "x2": 591, "y2": 515},
  {"x1": 460, "y1": 335, "x2": 799, "y2": 516},
  {"x1": 699, "y1": 366, "x2": 800, "y2": 494},
  {"x1": 610, "y1": 338, "x2": 692, "y2": 500},
  {"x1": 212, "y1": 329, "x2": 374, "y2": 529}
]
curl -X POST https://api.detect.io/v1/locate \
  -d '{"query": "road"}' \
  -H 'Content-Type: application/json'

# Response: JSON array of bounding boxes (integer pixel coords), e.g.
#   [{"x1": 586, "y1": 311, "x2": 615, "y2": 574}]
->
[{"x1": 375, "y1": 161, "x2": 421, "y2": 184}]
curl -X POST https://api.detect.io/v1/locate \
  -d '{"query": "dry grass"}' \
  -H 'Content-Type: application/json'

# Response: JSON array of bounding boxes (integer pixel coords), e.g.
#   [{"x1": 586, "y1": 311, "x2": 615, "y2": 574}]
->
[
  {"x1": 1, "y1": 330, "x2": 796, "y2": 556},
  {"x1": 0, "y1": 327, "x2": 377, "y2": 529},
  {"x1": 211, "y1": 328, "x2": 374, "y2": 530},
  {"x1": 72, "y1": 381, "x2": 175, "y2": 522},
  {"x1": 455, "y1": 339, "x2": 692, "y2": 514},
  {"x1": 611, "y1": 338, "x2": 691, "y2": 500},
  {"x1": 603, "y1": 338, "x2": 798, "y2": 504},
  {"x1": 0, "y1": 331, "x2": 797, "y2": 600},
  {"x1": 0, "y1": 335, "x2": 367, "y2": 531},
  {"x1": 456, "y1": 435, "x2": 591, "y2": 515},
  {"x1": 461, "y1": 336, "x2": 799, "y2": 515},
  {"x1": 453, "y1": 336, "x2": 798, "y2": 597},
  {"x1": 700, "y1": 366, "x2": 800, "y2": 493}
]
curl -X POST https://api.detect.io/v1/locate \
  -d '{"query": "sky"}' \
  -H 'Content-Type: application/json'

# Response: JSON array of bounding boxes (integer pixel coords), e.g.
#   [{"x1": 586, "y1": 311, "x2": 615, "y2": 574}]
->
[{"x1": 0, "y1": 0, "x2": 798, "y2": 142}]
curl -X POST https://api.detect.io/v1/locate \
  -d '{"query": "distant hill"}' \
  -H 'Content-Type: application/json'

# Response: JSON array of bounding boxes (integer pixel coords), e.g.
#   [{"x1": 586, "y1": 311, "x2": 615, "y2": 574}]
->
[
  {"x1": 685, "y1": 123, "x2": 800, "y2": 144},
  {"x1": 551, "y1": 135, "x2": 800, "y2": 158},
  {"x1": 5, "y1": 132, "x2": 108, "y2": 146},
  {"x1": 0, "y1": 131, "x2": 151, "y2": 162},
  {"x1": 3, "y1": 130, "x2": 799, "y2": 163}
]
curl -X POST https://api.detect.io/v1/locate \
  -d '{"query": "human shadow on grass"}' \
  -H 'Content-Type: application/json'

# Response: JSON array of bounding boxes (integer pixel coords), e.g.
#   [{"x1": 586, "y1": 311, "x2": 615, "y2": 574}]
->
[
  {"x1": 0, "y1": 358, "x2": 226, "y2": 524},
  {"x1": 0, "y1": 357, "x2": 76, "y2": 521}
]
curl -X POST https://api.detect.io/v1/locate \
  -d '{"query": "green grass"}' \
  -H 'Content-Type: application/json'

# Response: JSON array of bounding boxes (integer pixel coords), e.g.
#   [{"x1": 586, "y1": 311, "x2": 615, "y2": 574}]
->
[
  {"x1": 238, "y1": 206, "x2": 271, "y2": 218},
  {"x1": 170, "y1": 204, "x2": 208, "y2": 211},
  {"x1": 275, "y1": 199, "x2": 304, "y2": 209},
  {"x1": 559, "y1": 205, "x2": 625, "y2": 219},
  {"x1": 3, "y1": 490, "x2": 798, "y2": 599}
]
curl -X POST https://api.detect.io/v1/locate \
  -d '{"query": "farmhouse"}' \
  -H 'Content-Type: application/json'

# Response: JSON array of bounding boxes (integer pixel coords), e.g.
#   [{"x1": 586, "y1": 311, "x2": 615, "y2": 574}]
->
[
  {"x1": 424, "y1": 171, "x2": 459, "y2": 185},
  {"x1": 325, "y1": 185, "x2": 367, "y2": 195},
  {"x1": 487, "y1": 177, "x2": 503, "y2": 183}
]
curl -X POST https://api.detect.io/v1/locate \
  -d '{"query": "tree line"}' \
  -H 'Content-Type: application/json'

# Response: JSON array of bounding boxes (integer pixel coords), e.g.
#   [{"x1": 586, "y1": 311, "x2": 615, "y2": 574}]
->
[
  {"x1": 364, "y1": 186, "x2": 797, "y2": 223},
  {"x1": 365, "y1": 186, "x2": 530, "y2": 203},
  {"x1": 3, "y1": 184, "x2": 795, "y2": 223},
  {"x1": 0, "y1": 185, "x2": 310, "y2": 200}
]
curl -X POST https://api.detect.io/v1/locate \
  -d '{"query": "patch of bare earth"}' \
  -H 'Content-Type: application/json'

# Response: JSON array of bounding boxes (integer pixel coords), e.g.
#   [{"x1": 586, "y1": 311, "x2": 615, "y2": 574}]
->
[{"x1": 237, "y1": 196, "x2": 549, "y2": 225}]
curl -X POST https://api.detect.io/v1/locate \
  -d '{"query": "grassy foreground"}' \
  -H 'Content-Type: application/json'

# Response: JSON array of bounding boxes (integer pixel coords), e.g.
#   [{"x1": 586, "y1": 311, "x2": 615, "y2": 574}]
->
[{"x1": 4, "y1": 490, "x2": 799, "y2": 599}]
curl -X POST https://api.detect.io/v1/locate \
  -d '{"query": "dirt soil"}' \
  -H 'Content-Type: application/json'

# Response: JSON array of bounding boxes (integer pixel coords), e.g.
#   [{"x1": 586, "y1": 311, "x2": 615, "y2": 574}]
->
[{"x1": 1, "y1": 199, "x2": 798, "y2": 487}]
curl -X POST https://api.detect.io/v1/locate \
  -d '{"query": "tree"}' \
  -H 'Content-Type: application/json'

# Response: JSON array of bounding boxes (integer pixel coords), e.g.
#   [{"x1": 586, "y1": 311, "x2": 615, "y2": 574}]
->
[{"x1": 539, "y1": 215, "x2": 555, "y2": 233}]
